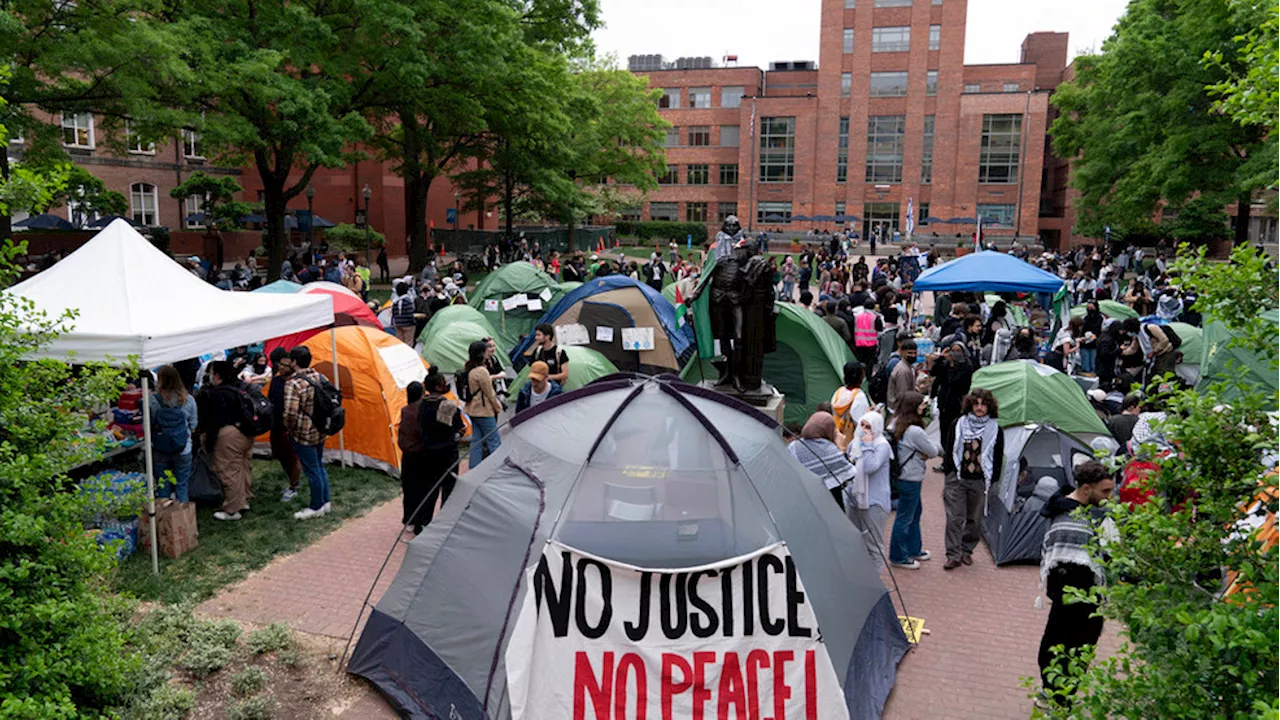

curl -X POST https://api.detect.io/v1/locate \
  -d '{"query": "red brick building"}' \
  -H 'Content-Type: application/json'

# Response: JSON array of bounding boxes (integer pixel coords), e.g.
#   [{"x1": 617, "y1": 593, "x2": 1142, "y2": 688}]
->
[{"x1": 630, "y1": 0, "x2": 1069, "y2": 248}]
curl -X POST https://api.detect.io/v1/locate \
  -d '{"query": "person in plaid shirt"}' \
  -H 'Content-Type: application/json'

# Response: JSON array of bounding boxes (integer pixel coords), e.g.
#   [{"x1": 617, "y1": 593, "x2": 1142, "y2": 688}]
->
[{"x1": 283, "y1": 347, "x2": 330, "y2": 519}]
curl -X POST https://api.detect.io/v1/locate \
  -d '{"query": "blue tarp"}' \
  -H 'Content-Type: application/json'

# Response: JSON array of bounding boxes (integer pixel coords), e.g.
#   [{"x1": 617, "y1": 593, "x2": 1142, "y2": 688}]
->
[{"x1": 913, "y1": 251, "x2": 1064, "y2": 294}]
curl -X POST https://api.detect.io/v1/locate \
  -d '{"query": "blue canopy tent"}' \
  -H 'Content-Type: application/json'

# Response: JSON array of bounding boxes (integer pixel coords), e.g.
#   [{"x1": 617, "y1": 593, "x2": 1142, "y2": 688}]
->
[
  {"x1": 811, "y1": 214, "x2": 837, "y2": 222},
  {"x1": 762, "y1": 214, "x2": 786, "y2": 223},
  {"x1": 791, "y1": 214, "x2": 812, "y2": 222},
  {"x1": 86, "y1": 215, "x2": 141, "y2": 228},
  {"x1": 914, "y1": 250, "x2": 1063, "y2": 312},
  {"x1": 14, "y1": 214, "x2": 76, "y2": 230}
]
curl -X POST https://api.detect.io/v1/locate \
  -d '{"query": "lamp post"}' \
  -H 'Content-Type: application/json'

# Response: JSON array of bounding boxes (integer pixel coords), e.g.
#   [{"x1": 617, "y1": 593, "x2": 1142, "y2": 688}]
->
[
  {"x1": 362, "y1": 184, "x2": 373, "y2": 268},
  {"x1": 305, "y1": 184, "x2": 316, "y2": 252},
  {"x1": 453, "y1": 191, "x2": 460, "y2": 232}
]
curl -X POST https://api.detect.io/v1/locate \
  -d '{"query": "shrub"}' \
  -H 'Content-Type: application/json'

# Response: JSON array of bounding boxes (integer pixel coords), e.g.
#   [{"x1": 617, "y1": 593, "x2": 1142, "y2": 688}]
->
[
  {"x1": 230, "y1": 666, "x2": 268, "y2": 697},
  {"x1": 615, "y1": 220, "x2": 710, "y2": 244},
  {"x1": 321, "y1": 223, "x2": 385, "y2": 253},
  {"x1": 123, "y1": 683, "x2": 196, "y2": 720},
  {"x1": 246, "y1": 624, "x2": 293, "y2": 655},
  {"x1": 228, "y1": 695, "x2": 275, "y2": 720},
  {"x1": 276, "y1": 649, "x2": 301, "y2": 669}
]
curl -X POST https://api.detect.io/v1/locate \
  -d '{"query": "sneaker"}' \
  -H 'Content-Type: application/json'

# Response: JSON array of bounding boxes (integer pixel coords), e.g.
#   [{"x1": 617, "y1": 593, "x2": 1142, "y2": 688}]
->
[
  {"x1": 281, "y1": 488, "x2": 298, "y2": 502},
  {"x1": 213, "y1": 511, "x2": 242, "y2": 521},
  {"x1": 912, "y1": 550, "x2": 932, "y2": 561},
  {"x1": 321, "y1": 502, "x2": 331, "y2": 516},
  {"x1": 294, "y1": 507, "x2": 323, "y2": 520},
  {"x1": 890, "y1": 560, "x2": 921, "y2": 570}
]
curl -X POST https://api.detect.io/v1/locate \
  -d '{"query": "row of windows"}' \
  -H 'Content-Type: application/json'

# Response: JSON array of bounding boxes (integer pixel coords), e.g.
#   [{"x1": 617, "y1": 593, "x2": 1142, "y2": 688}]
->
[
  {"x1": 964, "y1": 82, "x2": 1024, "y2": 93},
  {"x1": 647, "y1": 201, "x2": 739, "y2": 223},
  {"x1": 845, "y1": 0, "x2": 944, "y2": 7},
  {"x1": 64, "y1": 181, "x2": 200, "y2": 229},
  {"x1": 658, "y1": 86, "x2": 746, "y2": 109},
  {"x1": 842, "y1": 25, "x2": 940, "y2": 53},
  {"x1": 663, "y1": 125, "x2": 739, "y2": 147},
  {"x1": 658, "y1": 164, "x2": 740, "y2": 185},
  {"x1": 843, "y1": 70, "x2": 938, "y2": 97},
  {"x1": 58, "y1": 112, "x2": 204, "y2": 158}
]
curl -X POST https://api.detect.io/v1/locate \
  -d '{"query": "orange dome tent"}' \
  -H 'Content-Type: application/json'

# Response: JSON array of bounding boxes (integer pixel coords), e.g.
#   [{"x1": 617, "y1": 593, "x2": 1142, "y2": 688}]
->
[{"x1": 295, "y1": 326, "x2": 469, "y2": 476}]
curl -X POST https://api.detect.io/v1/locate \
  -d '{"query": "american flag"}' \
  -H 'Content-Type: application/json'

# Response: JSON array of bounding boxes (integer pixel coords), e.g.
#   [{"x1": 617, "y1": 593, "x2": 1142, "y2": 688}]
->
[{"x1": 905, "y1": 198, "x2": 914, "y2": 236}]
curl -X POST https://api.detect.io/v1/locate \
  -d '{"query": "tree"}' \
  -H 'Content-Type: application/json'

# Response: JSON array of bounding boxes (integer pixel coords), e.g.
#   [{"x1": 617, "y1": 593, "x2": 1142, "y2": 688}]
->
[
  {"x1": 43, "y1": 165, "x2": 127, "y2": 226},
  {"x1": 1050, "y1": 0, "x2": 1277, "y2": 245},
  {"x1": 1204, "y1": 0, "x2": 1279, "y2": 133},
  {"x1": 1034, "y1": 245, "x2": 1279, "y2": 719},
  {"x1": 169, "y1": 172, "x2": 257, "y2": 270}
]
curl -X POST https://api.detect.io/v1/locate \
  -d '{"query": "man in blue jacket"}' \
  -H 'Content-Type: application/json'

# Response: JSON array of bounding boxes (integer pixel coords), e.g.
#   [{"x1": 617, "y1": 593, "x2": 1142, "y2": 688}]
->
[{"x1": 515, "y1": 361, "x2": 563, "y2": 414}]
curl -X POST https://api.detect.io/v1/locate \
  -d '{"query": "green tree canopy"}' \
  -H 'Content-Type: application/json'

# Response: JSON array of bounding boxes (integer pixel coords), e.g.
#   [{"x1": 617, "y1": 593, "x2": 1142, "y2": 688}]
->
[
  {"x1": 1050, "y1": 0, "x2": 1277, "y2": 245},
  {"x1": 44, "y1": 165, "x2": 127, "y2": 225}
]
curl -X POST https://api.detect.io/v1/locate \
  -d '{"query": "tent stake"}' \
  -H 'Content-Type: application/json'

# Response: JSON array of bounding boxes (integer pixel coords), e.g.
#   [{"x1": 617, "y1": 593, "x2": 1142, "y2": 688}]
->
[{"x1": 141, "y1": 374, "x2": 159, "y2": 575}]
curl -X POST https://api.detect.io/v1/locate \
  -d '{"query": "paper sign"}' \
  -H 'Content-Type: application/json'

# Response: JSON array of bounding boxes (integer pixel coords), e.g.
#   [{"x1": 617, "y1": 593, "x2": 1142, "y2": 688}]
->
[
  {"x1": 526, "y1": 299, "x2": 543, "y2": 312},
  {"x1": 502, "y1": 296, "x2": 521, "y2": 311},
  {"x1": 512, "y1": 293, "x2": 528, "y2": 306},
  {"x1": 555, "y1": 323, "x2": 590, "y2": 346},
  {"x1": 621, "y1": 326, "x2": 655, "y2": 351},
  {"x1": 539, "y1": 287, "x2": 553, "y2": 302},
  {"x1": 595, "y1": 326, "x2": 614, "y2": 343},
  {"x1": 484, "y1": 299, "x2": 500, "y2": 312},
  {"x1": 376, "y1": 343, "x2": 428, "y2": 389},
  {"x1": 505, "y1": 542, "x2": 849, "y2": 720}
]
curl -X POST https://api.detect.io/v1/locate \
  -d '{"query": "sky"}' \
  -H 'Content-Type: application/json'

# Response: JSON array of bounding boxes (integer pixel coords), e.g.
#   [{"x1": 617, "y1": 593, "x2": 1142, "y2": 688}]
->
[{"x1": 592, "y1": 0, "x2": 1129, "y2": 70}]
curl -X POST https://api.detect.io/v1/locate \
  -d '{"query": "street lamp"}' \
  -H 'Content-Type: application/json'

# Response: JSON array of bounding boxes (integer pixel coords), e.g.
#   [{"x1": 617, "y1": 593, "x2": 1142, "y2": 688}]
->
[
  {"x1": 453, "y1": 191, "x2": 460, "y2": 232},
  {"x1": 362, "y1": 184, "x2": 373, "y2": 268},
  {"x1": 305, "y1": 184, "x2": 316, "y2": 252}
]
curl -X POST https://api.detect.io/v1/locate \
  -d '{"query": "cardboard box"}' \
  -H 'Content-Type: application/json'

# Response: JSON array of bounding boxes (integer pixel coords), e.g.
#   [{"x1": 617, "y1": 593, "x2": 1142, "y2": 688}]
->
[{"x1": 139, "y1": 499, "x2": 199, "y2": 559}]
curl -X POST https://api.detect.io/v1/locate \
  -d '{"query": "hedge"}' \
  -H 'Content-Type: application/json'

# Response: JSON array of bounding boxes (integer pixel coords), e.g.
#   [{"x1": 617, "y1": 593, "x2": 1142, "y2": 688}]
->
[{"x1": 615, "y1": 221, "x2": 711, "y2": 244}]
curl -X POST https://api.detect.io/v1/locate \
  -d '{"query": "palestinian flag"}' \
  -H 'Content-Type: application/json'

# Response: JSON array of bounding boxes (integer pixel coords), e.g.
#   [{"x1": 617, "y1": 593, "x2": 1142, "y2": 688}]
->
[{"x1": 674, "y1": 285, "x2": 688, "y2": 328}]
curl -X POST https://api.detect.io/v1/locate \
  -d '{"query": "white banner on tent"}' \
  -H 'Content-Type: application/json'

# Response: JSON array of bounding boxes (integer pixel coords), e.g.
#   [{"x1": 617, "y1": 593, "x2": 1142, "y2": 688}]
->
[
  {"x1": 377, "y1": 343, "x2": 428, "y2": 389},
  {"x1": 556, "y1": 323, "x2": 591, "y2": 346},
  {"x1": 506, "y1": 542, "x2": 849, "y2": 720}
]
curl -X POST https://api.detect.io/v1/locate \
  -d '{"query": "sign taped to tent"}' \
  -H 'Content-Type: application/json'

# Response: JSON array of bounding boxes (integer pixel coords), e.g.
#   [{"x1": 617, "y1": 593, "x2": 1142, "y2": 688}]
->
[{"x1": 506, "y1": 542, "x2": 849, "y2": 720}]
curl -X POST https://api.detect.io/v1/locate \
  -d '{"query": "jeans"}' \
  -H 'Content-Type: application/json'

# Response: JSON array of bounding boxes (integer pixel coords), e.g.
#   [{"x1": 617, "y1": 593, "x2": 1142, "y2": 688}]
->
[
  {"x1": 469, "y1": 416, "x2": 502, "y2": 470},
  {"x1": 781, "y1": 281, "x2": 795, "y2": 301},
  {"x1": 889, "y1": 480, "x2": 923, "y2": 563},
  {"x1": 153, "y1": 450, "x2": 193, "y2": 503},
  {"x1": 293, "y1": 441, "x2": 330, "y2": 511},
  {"x1": 1079, "y1": 347, "x2": 1097, "y2": 373}
]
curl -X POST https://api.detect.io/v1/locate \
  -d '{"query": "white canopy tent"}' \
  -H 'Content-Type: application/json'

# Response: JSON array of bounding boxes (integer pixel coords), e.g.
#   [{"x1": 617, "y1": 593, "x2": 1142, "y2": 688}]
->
[{"x1": 8, "y1": 219, "x2": 335, "y2": 573}]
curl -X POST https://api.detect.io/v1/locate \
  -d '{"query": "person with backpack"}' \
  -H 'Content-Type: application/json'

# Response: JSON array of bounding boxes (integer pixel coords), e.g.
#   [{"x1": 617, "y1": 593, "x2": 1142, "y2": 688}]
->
[
  {"x1": 788, "y1": 411, "x2": 855, "y2": 510},
  {"x1": 462, "y1": 340, "x2": 503, "y2": 470},
  {"x1": 887, "y1": 391, "x2": 940, "y2": 569},
  {"x1": 944, "y1": 388, "x2": 1005, "y2": 570},
  {"x1": 267, "y1": 348, "x2": 302, "y2": 501},
  {"x1": 150, "y1": 365, "x2": 198, "y2": 503},
  {"x1": 196, "y1": 361, "x2": 256, "y2": 521},
  {"x1": 830, "y1": 361, "x2": 868, "y2": 450},
  {"x1": 284, "y1": 346, "x2": 336, "y2": 520},
  {"x1": 409, "y1": 367, "x2": 468, "y2": 532},
  {"x1": 876, "y1": 307, "x2": 901, "y2": 371},
  {"x1": 885, "y1": 338, "x2": 919, "y2": 413},
  {"x1": 391, "y1": 281, "x2": 417, "y2": 345}
]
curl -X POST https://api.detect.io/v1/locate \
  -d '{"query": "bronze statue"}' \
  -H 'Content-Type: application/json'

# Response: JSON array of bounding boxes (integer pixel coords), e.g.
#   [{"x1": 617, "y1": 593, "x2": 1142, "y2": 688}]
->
[{"x1": 705, "y1": 217, "x2": 777, "y2": 394}]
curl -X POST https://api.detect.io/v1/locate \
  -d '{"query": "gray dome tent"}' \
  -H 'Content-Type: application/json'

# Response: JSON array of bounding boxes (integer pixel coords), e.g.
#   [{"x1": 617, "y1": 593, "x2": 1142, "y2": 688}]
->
[{"x1": 348, "y1": 375, "x2": 909, "y2": 719}]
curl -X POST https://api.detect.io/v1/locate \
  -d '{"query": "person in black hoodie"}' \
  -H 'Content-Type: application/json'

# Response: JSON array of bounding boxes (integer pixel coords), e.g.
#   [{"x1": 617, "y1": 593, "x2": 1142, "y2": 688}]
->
[
  {"x1": 1037, "y1": 460, "x2": 1115, "y2": 708},
  {"x1": 267, "y1": 348, "x2": 301, "y2": 502},
  {"x1": 930, "y1": 337, "x2": 974, "y2": 474}
]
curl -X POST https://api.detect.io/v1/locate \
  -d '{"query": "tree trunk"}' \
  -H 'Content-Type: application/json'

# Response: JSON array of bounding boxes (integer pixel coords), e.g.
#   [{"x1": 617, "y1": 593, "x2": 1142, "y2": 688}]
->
[
  {"x1": 1234, "y1": 194, "x2": 1252, "y2": 248},
  {"x1": 401, "y1": 120, "x2": 433, "y2": 274},
  {"x1": 262, "y1": 182, "x2": 289, "y2": 282},
  {"x1": 0, "y1": 145, "x2": 11, "y2": 243}
]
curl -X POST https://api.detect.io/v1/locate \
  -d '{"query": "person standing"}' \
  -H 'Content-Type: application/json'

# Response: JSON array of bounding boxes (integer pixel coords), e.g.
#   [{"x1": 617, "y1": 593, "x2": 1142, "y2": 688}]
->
[
  {"x1": 398, "y1": 381, "x2": 429, "y2": 532},
  {"x1": 886, "y1": 338, "x2": 919, "y2": 415},
  {"x1": 267, "y1": 348, "x2": 302, "y2": 501},
  {"x1": 930, "y1": 338, "x2": 974, "y2": 474},
  {"x1": 830, "y1": 361, "x2": 868, "y2": 451},
  {"x1": 888, "y1": 391, "x2": 939, "y2": 569},
  {"x1": 463, "y1": 340, "x2": 503, "y2": 469},
  {"x1": 417, "y1": 367, "x2": 466, "y2": 527},
  {"x1": 391, "y1": 281, "x2": 417, "y2": 345},
  {"x1": 150, "y1": 365, "x2": 198, "y2": 503},
  {"x1": 197, "y1": 361, "x2": 254, "y2": 521},
  {"x1": 944, "y1": 388, "x2": 1004, "y2": 570},
  {"x1": 846, "y1": 410, "x2": 893, "y2": 561},
  {"x1": 284, "y1": 347, "x2": 331, "y2": 520},
  {"x1": 515, "y1": 361, "x2": 564, "y2": 414},
  {"x1": 788, "y1": 411, "x2": 855, "y2": 510},
  {"x1": 1037, "y1": 461, "x2": 1114, "y2": 708},
  {"x1": 852, "y1": 299, "x2": 883, "y2": 369},
  {"x1": 526, "y1": 323, "x2": 570, "y2": 386}
]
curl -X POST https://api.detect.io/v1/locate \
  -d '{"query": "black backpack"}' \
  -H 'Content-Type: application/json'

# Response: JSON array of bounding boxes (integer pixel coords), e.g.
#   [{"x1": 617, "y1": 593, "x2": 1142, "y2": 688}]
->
[
  {"x1": 300, "y1": 374, "x2": 345, "y2": 435},
  {"x1": 1160, "y1": 323, "x2": 1182, "y2": 351},
  {"x1": 868, "y1": 356, "x2": 899, "y2": 406},
  {"x1": 454, "y1": 368, "x2": 474, "y2": 403},
  {"x1": 886, "y1": 430, "x2": 918, "y2": 487},
  {"x1": 233, "y1": 386, "x2": 273, "y2": 437}
]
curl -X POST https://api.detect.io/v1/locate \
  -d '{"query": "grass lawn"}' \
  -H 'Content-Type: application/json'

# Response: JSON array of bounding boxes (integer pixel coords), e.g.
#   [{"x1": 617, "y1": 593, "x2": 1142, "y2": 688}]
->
[{"x1": 112, "y1": 459, "x2": 402, "y2": 605}]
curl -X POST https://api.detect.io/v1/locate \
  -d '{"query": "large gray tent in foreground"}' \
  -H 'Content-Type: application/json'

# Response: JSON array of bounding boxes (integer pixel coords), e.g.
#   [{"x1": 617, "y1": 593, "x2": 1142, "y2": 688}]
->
[{"x1": 349, "y1": 374, "x2": 909, "y2": 719}]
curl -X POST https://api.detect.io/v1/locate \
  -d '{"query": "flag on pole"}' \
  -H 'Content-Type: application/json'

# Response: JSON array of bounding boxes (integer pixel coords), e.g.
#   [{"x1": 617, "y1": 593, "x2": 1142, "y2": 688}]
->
[
  {"x1": 905, "y1": 198, "x2": 915, "y2": 236},
  {"x1": 673, "y1": 285, "x2": 688, "y2": 327},
  {"x1": 974, "y1": 214, "x2": 983, "y2": 250}
]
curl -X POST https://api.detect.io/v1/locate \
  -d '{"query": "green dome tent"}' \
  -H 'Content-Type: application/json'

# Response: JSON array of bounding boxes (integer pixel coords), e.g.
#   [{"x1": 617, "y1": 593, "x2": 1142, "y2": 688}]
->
[
  {"x1": 682, "y1": 302, "x2": 855, "y2": 426},
  {"x1": 1197, "y1": 309, "x2": 1279, "y2": 401},
  {"x1": 418, "y1": 305, "x2": 508, "y2": 374},
  {"x1": 507, "y1": 345, "x2": 618, "y2": 395},
  {"x1": 1168, "y1": 322, "x2": 1203, "y2": 363},
  {"x1": 555, "y1": 280, "x2": 582, "y2": 296},
  {"x1": 971, "y1": 360, "x2": 1108, "y2": 436},
  {"x1": 1070, "y1": 299, "x2": 1139, "y2": 320},
  {"x1": 469, "y1": 262, "x2": 559, "y2": 350},
  {"x1": 662, "y1": 282, "x2": 678, "y2": 306}
]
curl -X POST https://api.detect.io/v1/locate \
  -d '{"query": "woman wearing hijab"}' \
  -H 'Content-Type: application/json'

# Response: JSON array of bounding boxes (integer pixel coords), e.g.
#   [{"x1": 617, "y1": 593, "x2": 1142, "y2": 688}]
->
[
  {"x1": 788, "y1": 411, "x2": 855, "y2": 510},
  {"x1": 846, "y1": 410, "x2": 892, "y2": 561},
  {"x1": 945, "y1": 388, "x2": 1005, "y2": 570}
]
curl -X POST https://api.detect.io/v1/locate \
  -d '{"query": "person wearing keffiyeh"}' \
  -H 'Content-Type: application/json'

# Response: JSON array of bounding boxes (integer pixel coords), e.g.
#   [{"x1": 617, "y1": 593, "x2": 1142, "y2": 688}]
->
[{"x1": 944, "y1": 388, "x2": 1004, "y2": 570}]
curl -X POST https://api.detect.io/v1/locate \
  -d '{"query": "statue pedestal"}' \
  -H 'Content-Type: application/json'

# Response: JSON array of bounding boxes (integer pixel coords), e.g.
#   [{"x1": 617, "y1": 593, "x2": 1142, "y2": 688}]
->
[{"x1": 697, "y1": 381, "x2": 786, "y2": 433}]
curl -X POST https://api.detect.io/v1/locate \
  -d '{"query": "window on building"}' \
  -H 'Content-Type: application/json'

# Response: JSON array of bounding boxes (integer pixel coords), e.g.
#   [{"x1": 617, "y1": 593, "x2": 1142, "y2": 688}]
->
[
  {"x1": 920, "y1": 114, "x2": 935, "y2": 184},
  {"x1": 659, "y1": 164, "x2": 678, "y2": 184},
  {"x1": 719, "y1": 163, "x2": 739, "y2": 185},
  {"x1": 126, "y1": 123, "x2": 154, "y2": 154},
  {"x1": 932, "y1": 0, "x2": 942, "y2": 4},
  {"x1": 865, "y1": 115, "x2": 905, "y2": 183},
  {"x1": 979, "y1": 113, "x2": 1022, "y2": 184},
  {"x1": 717, "y1": 202, "x2": 738, "y2": 222},
  {"x1": 720, "y1": 125, "x2": 740, "y2": 147},
  {"x1": 919, "y1": 202, "x2": 930, "y2": 224},
  {"x1": 869, "y1": 71, "x2": 909, "y2": 97},
  {"x1": 686, "y1": 202, "x2": 709, "y2": 222},
  {"x1": 929, "y1": 25, "x2": 941, "y2": 50},
  {"x1": 689, "y1": 87, "x2": 711, "y2": 109},
  {"x1": 659, "y1": 88, "x2": 681, "y2": 108},
  {"x1": 977, "y1": 203, "x2": 1016, "y2": 227},
  {"x1": 874, "y1": 0, "x2": 912, "y2": 6},
  {"x1": 60, "y1": 112, "x2": 94, "y2": 148},
  {"x1": 185, "y1": 195, "x2": 205, "y2": 229},
  {"x1": 687, "y1": 163, "x2": 710, "y2": 185},
  {"x1": 963, "y1": 83, "x2": 981, "y2": 93},
  {"x1": 687, "y1": 126, "x2": 711, "y2": 147},
  {"x1": 843, "y1": 28, "x2": 855, "y2": 53},
  {"x1": 757, "y1": 201, "x2": 793, "y2": 225},
  {"x1": 758, "y1": 116, "x2": 796, "y2": 183},
  {"x1": 66, "y1": 198, "x2": 99, "y2": 228},
  {"x1": 665, "y1": 127, "x2": 680, "y2": 147},
  {"x1": 926, "y1": 70, "x2": 938, "y2": 96},
  {"x1": 621, "y1": 205, "x2": 642, "y2": 222},
  {"x1": 182, "y1": 128, "x2": 203, "y2": 158},
  {"x1": 872, "y1": 26, "x2": 910, "y2": 52},
  {"x1": 842, "y1": 73, "x2": 853, "y2": 97},
  {"x1": 835, "y1": 201, "x2": 847, "y2": 219},
  {"x1": 836, "y1": 116, "x2": 849, "y2": 183},
  {"x1": 844, "y1": 0, "x2": 855, "y2": 7},
  {"x1": 863, "y1": 202, "x2": 900, "y2": 240},
  {"x1": 721, "y1": 86, "x2": 744, "y2": 108},
  {"x1": 1003, "y1": 82, "x2": 1021, "y2": 93},
  {"x1": 130, "y1": 182, "x2": 158, "y2": 226},
  {"x1": 649, "y1": 202, "x2": 678, "y2": 221}
]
